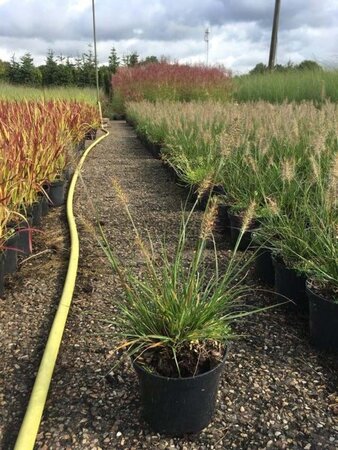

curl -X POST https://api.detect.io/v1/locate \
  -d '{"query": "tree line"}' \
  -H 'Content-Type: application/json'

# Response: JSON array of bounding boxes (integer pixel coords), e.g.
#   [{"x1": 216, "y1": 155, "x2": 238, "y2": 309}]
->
[
  {"x1": 0, "y1": 46, "x2": 159, "y2": 94},
  {"x1": 249, "y1": 60, "x2": 323, "y2": 74}
]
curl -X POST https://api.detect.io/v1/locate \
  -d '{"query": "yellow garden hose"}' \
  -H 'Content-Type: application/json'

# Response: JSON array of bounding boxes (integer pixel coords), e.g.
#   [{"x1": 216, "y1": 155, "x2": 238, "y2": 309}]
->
[{"x1": 14, "y1": 129, "x2": 109, "y2": 450}]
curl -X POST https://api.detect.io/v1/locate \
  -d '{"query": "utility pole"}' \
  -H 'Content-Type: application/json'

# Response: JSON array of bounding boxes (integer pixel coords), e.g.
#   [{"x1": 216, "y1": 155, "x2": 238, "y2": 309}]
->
[
  {"x1": 91, "y1": 0, "x2": 103, "y2": 124},
  {"x1": 204, "y1": 28, "x2": 210, "y2": 66},
  {"x1": 268, "y1": 0, "x2": 281, "y2": 70}
]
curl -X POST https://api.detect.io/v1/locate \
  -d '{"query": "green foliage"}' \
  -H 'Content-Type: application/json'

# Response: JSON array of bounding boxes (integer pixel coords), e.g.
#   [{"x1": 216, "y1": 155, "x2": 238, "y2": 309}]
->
[
  {"x1": 122, "y1": 51, "x2": 139, "y2": 67},
  {"x1": 126, "y1": 100, "x2": 338, "y2": 296},
  {"x1": 98, "y1": 185, "x2": 265, "y2": 376},
  {"x1": 0, "y1": 59, "x2": 10, "y2": 81},
  {"x1": 108, "y1": 47, "x2": 120, "y2": 73},
  {"x1": 0, "y1": 82, "x2": 98, "y2": 103},
  {"x1": 234, "y1": 68, "x2": 338, "y2": 103}
]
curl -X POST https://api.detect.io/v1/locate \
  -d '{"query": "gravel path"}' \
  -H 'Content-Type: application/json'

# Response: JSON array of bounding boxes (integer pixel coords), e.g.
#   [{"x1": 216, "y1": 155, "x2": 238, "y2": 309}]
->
[{"x1": 3, "y1": 121, "x2": 337, "y2": 449}]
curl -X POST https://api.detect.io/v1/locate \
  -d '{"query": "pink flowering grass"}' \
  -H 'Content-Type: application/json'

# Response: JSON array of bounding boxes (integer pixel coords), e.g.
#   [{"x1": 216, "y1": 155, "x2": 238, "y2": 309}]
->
[{"x1": 111, "y1": 62, "x2": 232, "y2": 112}]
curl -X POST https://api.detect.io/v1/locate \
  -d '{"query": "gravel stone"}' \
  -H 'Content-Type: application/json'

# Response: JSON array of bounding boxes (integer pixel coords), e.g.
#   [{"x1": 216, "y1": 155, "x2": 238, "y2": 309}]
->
[{"x1": 1, "y1": 122, "x2": 337, "y2": 449}]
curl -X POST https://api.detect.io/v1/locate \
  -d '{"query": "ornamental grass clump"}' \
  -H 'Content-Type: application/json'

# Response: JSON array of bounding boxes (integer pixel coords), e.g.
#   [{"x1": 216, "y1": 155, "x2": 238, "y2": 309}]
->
[
  {"x1": 98, "y1": 181, "x2": 270, "y2": 378},
  {"x1": 112, "y1": 62, "x2": 232, "y2": 113}
]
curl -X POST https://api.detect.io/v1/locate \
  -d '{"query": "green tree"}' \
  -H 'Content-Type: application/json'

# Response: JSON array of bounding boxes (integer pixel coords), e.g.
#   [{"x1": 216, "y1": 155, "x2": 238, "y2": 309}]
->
[
  {"x1": 8, "y1": 55, "x2": 21, "y2": 83},
  {"x1": 250, "y1": 63, "x2": 267, "y2": 74},
  {"x1": 41, "y1": 49, "x2": 58, "y2": 85},
  {"x1": 297, "y1": 60, "x2": 322, "y2": 71},
  {"x1": 140, "y1": 55, "x2": 159, "y2": 65},
  {"x1": 0, "y1": 59, "x2": 10, "y2": 81},
  {"x1": 19, "y1": 53, "x2": 42, "y2": 85},
  {"x1": 122, "y1": 52, "x2": 139, "y2": 67},
  {"x1": 108, "y1": 47, "x2": 120, "y2": 73}
]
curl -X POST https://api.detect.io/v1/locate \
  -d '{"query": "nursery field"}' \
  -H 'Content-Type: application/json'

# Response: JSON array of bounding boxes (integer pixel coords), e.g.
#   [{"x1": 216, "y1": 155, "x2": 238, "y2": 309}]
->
[
  {"x1": 0, "y1": 82, "x2": 98, "y2": 103},
  {"x1": 1, "y1": 65, "x2": 337, "y2": 449},
  {"x1": 233, "y1": 69, "x2": 338, "y2": 103}
]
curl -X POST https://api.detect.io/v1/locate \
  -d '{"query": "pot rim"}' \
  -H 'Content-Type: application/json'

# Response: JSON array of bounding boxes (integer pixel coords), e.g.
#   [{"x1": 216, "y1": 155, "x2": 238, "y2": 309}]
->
[
  {"x1": 132, "y1": 344, "x2": 228, "y2": 382},
  {"x1": 306, "y1": 280, "x2": 337, "y2": 305}
]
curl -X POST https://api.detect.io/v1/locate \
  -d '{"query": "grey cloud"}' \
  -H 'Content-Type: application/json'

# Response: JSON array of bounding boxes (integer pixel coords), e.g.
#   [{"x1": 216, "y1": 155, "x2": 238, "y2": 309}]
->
[{"x1": 0, "y1": 0, "x2": 337, "y2": 72}]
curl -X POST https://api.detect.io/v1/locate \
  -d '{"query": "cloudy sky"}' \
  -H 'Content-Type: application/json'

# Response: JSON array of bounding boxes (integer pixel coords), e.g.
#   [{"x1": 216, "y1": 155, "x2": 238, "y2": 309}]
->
[{"x1": 0, "y1": 0, "x2": 337, "y2": 73}]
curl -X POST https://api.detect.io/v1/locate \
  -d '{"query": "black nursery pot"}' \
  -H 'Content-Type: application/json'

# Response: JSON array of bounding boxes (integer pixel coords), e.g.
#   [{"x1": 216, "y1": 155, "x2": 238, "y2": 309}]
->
[
  {"x1": 133, "y1": 353, "x2": 227, "y2": 436},
  {"x1": 16, "y1": 221, "x2": 32, "y2": 256},
  {"x1": 214, "y1": 203, "x2": 230, "y2": 234},
  {"x1": 254, "y1": 247, "x2": 275, "y2": 286},
  {"x1": 27, "y1": 201, "x2": 42, "y2": 227},
  {"x1": 85, "y1": 129, "x2": 97, "y2": 140},
  {"x1": 4, "y1": 231, "x2": 19, "y2": 274},
  {"x1": 48, "y1": 179, "x2": 66, "y2": 207},
  {"x1": 228, "y1": 212, "x2": 259, "y2": 251},
  {"x1": 273, "y1": 256, "x2": 308, "y2": 312},
  {"x1": 196, "y1": 185, "x2": 226, "y2": 212},
  {"x1": 0, "y1": 253, "x2": 4, "y2": 297},
  {"x1": 307, "y1": 285, "x2": 338, "y2": 354},
  {"x1": 76, "y1": 138, "x2": 86, "y2": 153},
  {"x1": 64, "y1": 166, "x2": 74, "y2": 181},
  {"x1": 40, "y1": 188, "x2": 50, "y2": 217},
  {"x1": 150, "y1": 142, "x2": 161, "y2": 159}
]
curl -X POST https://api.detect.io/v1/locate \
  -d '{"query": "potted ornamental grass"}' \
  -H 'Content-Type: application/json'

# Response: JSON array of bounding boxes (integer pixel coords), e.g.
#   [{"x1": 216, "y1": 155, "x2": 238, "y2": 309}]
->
[
  {"x1": 98, "y1": 182, "x2": 272, "y2": 436},
  {"x1": 279, "y1": 185, "x2": 338, "y2": 353}
]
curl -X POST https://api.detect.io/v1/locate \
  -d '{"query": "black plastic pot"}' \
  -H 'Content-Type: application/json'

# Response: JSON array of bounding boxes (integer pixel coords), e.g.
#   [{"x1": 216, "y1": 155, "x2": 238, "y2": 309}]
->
[
  {"x1": 228, "y1": 212, "x2": 259, "y2": 250},
  {"x1": 0, "y1": 253, "x2": 4, "y2": 297},
  {"x1": 64, "y1": 165, "x2": 74, "y2": 181},
  {"x1": 16, "y1": 221, "x2": 32, "y2": 256},
  {"x1": 48, "y1": 179, "x2": 66, "y2": 207},
  {"x1": 133, "y1": 352, "x2": 227, "y2": 436},
  {"x1": 76, "y1": 138, "x2": 86, "y2": 153},
  {"x1": 195, "y1": 185, "x2": 226, "y2": 211},
  {"x1": 27, "y1": 201, "x2": 42, "y2": 227},
  {"x1": 85, "y1": 128, "x2": 97, "y2": 140},
  {"x1": 214, "y1": 203, "x2": 230, "y2": 234},
  {"x1": 4, "y1": 232, "x2": 19, "y2": 274},
  {"x1": 273, "y1": 256, "x2": 308, "y2": 311},
  {"x1": 307, "y1": 285, "x2": 338, "y2": 353},
  {"x1": 150, "y1": 142, "x2": 161, "y2": 159},
  {"x1": 254, "y1": 247, "x2": 275, "y2": 286},
  {"x1": 40, "y1": 188, "x2": 49, "y2": 217}
]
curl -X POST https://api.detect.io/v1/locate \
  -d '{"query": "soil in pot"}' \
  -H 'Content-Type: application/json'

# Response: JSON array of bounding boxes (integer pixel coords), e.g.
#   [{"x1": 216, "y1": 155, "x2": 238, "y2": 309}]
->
[
  {"x1": 4, "y1": 231, "x2": 19, "y2": 274},
  {"x1": 133, "y1": 343, "x2": 227, "y2": 436},
  {"x1": 228, "y1": 211, "x2": 259, "y2": 251},
  {"x1": 254, "y1": 246, "x2": 275, "y2": 286},
  {"x1": 48, "y1": 179, "x2": 66, "y2": 207},
  {"x1": 0, "y1": 253, "x2": 4, "y2": 297},
  {"x1": 307, "y1": 284, "x2": 338, "y2": 354},
  {"x1": 273, "y1": 256, "x2": 308, "y2": 312}
]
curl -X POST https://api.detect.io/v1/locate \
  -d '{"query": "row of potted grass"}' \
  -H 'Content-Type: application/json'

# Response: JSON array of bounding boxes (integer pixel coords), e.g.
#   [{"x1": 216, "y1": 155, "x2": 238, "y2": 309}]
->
[
  {"x1": 125, "y1": 100, "x2": 338, "y2": 354},
  {"x1": 0, "y1": 100, "x2": 100, "y2": 296}
]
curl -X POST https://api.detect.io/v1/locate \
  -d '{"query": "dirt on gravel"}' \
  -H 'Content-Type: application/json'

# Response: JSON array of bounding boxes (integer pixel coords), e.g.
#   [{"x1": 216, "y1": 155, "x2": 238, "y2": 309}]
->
[
  {"x1": 0, "y1": 202, "x2": 70, "y2": 450},
  {"x1": 1, "y1": 121, "x2": 337, "y2": 450}
]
